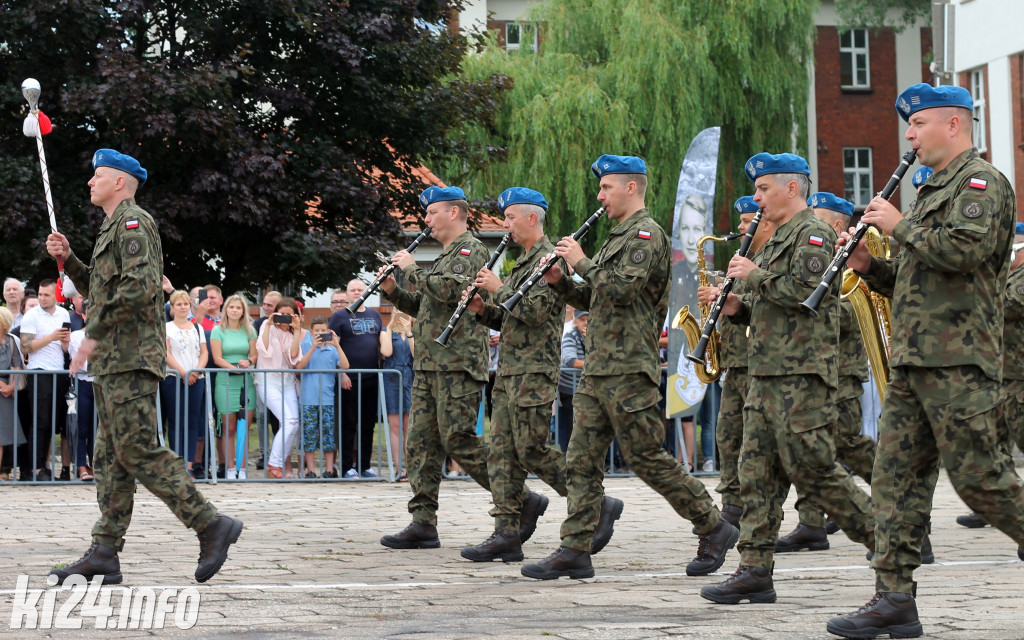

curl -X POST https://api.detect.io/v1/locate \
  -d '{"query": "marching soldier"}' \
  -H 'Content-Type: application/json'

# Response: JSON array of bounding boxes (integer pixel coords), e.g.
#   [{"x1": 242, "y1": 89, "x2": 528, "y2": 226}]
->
[
  {"x1": 379, "y1": 186, "x2": 546, "y2": 549},
  {"x1": 700, "y1": 196, "x2": 773, "y2": 528},
  {"x1": 46, "y1": 149, "x2": 242, "y2": 585},
  {"x1": 827, "y1": 84, "x2": 1024, "y2": 639},
  {"x1": 461, "y1": 187, "x2": 623, "y2": 563},
  {"x1": 954, "y1": 221, "x2": 1024, "y2": 529},
  {"x1": 521, "y1": 155, "x2": 738, "y2": 580},
  {"x1": 774, "y1": 192, "x2": 879, "y2": 554},
  {"x1": 700, "y1": 153, "x2": 875, "y2": 605}
]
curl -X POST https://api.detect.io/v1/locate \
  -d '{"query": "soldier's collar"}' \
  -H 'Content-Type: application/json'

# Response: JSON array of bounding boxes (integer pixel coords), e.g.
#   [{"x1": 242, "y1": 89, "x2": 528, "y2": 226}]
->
[
  {"x1": 927, "y1": 148, "x2": 979, "y2": 188},
  {"x1": 771, "y1": 206, "x2": 813, "y2": 240},
  {"x1": 441, "y1": 231, "x2": 474, "y2": 256},
  {"x1": 609, "y1": 208, "x2": 650, "y2": 235}
]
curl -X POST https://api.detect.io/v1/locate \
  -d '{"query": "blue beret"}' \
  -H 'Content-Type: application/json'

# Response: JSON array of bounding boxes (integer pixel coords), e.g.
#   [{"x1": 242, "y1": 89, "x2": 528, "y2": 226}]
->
[
  {"x1": 1016, "y1": 222, "x2": 1024, "y2": 235},
  {"x1": 912, "y1": 166, "x2": 933, "y2": 188},
  {"x1": 418, "y1": 186, "x2": 466, "y2": 210},
  {"x1": 744, "y1": 152, "x2": 810, "y2": 181},
  {"x1": 733, "y1": 196, "x2": 758, "y2": 214},
  {"x1": 92, "y1": 148, "x2": 147, "y2": 185},
  {"x1": 808, "y1": 192, "x2": 855, "y2": 217},
  {"x1": 591, "y1": 154, "x2": 646, "y2": 178},
  {"x1": 895, "y1": 83, "x2": 973, "y2": 122},
  {"x1": 497, "y1": 187, "x2": 548, "y2": 213}
]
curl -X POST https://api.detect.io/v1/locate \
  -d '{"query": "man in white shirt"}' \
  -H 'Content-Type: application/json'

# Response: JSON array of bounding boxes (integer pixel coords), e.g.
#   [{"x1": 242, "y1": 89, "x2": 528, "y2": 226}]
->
[
  {"x1": 4, "y1": 278, "x2": 25, "y2": 330},
  {"x1": 18, "y1": 279, "x2": 71, "y2": 481}
]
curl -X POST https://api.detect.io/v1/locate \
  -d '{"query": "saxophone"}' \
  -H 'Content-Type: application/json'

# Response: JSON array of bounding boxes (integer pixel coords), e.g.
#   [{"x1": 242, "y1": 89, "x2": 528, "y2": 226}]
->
[
  {"x1": 840, "y1": 226, "x2": 892, "y2": 401},
  {"x1": 673, "y1": 233, "x2": 740, "y2": 384}
]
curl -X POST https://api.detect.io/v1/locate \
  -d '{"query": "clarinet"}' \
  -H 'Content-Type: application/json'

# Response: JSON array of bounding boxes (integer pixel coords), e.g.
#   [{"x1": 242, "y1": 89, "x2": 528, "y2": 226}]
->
[
  {"x1": 800, "y1": 148, "x2": 917, "y2": 317},
  {"x1": 347, "y1": 228, "x2": 431, "y2": 315},
  {"x1": 435, "y1": 233, "x2": 512, "y2": 347},
  {"x1": 499, "y1": 206, "x2": 606, "y2": 313},
  {"x1": 686, "y1": 209, "x2": 763, "y2": 366}
]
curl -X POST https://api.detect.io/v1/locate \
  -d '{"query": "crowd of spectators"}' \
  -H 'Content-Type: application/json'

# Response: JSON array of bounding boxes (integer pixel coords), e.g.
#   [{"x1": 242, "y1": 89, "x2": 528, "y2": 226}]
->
[{"x1": 0, "y1": 276, "x2": 723, "y2": 483}]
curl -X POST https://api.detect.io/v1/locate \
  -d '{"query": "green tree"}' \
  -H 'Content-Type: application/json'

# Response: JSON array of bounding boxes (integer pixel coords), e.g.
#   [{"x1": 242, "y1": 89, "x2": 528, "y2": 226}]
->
[
  {"x1": 0, "y1": 0, "x2": 508, "y2": 293},
  {"x1": 440, "y1": 0, "x2": 818, "y2": 253},
  {"x1": 836, "y1": 0, "x2": 931, "y2": 33}
]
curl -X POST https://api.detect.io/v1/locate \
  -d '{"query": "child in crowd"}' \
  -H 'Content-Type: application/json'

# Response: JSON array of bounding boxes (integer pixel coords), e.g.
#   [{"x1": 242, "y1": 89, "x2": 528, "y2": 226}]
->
[{"x1": 296, "y1": 316, "x2": 348, "y2": 478}]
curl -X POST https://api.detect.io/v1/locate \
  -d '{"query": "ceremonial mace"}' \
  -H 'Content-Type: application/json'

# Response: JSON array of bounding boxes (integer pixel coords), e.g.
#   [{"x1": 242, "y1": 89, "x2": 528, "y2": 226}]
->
[{"x1": 21, "y1": 78, "x2": 65, "y2": 302}]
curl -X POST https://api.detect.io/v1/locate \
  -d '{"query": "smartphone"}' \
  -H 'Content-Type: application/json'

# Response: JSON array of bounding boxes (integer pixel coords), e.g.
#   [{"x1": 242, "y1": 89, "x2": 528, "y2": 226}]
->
[
  {"x1": 275, "y1": 313, "x2": 293, "y2": 323},
  {"x1": 62, "y1": 322, "x2": 72, "y2": 330},
  {"x1": 196, "y1": 289, "x2": 208, "y2": 304},
  {"x1": 319, "y1": 333, "x2": 333, "y2": 343}
]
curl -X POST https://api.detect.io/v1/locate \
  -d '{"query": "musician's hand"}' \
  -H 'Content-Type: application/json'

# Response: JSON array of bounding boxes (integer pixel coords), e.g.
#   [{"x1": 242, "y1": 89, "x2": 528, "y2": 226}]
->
[
  {"x1": 161, "y1": 275, "x2": 174, "y2": 294},
  {"x1": 392, "y1": 250, "x2": 415, "y2": 270},
  {"x1": 540, "y1": 255, "x2": 563, "y2": 285},
  {"x1": 861, "y1": 196, "x2": 903, "y2": 235},
  {"x1": 697, "y1": 285, "x2": 719, "y2": 306},
  {"x1": 377, "y1": 265, "x2": 398, "y2": 294},
  {"x1": 473, "y1": 268, "x2": 502, "y2": 293},
  {"x1": 837, "y1": 227, "x2": 872, "y2": 273},
  {"x1": 466, "y1": 293, "x2": 484, "y2": 314},
  {"x1": 726, "y1": 255, "x2": 757, "y2": 280},
  {"x1": 70, "y1": 338, "x2": 96, "y2": 375},
  {"x1": 719, "y1": 293, "x2": 741, "y2": 317},
  {"x1": 46, "y1": 232, "x2": 71, "y2": 262},
  {"x1": 554, "y1": 237, "x2": 586, "y2": 269}
]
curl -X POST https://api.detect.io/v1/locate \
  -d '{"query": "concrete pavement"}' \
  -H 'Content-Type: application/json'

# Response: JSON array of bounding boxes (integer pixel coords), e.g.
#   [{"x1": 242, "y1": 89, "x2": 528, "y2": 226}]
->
[{"x1": 1, "y1": 472, "x2": 1022, "y2": 638}]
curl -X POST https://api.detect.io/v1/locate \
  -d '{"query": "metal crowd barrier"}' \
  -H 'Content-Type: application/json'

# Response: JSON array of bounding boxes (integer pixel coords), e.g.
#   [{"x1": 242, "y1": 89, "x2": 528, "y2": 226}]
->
[{"x1": 0, "y1": 366, "x2": 722, "y2": 484}]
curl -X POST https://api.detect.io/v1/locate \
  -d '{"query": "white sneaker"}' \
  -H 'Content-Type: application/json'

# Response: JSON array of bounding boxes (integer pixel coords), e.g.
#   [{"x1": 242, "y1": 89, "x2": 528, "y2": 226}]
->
[
  {"x1": 702, "y1": 459, "x2": 715, "y2": 473},
  {"x1": 237, "y1": 468, "x2": 247, "y2": 480},
  {"x1": 343, "y1": 468, "x2": 359, "y2": 479},
  {"x1": 360, "y1": 468, "x2": 377, "y2": 478},
  {"x1": 225, "y1": 467, "x2": 237, "y2": 480}
]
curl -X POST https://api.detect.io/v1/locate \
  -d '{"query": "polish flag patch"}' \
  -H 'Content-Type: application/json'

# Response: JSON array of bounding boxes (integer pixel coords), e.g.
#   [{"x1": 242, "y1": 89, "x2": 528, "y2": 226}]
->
[
  {"x1": 459, "y1": 248, "x2": 472, "y2": 256},
  {"x1": 969, "y1": 177, "x2": 988, "y2": 190},
  {"x1": 125, "y1": 219, "x2": 139, "y2": 229},
  {"x1": 637, "y1": 230, "x2": 651, "y2": 240},
  {"x1": 808, "y1": 235, "x2": 824, "y2": 246}
]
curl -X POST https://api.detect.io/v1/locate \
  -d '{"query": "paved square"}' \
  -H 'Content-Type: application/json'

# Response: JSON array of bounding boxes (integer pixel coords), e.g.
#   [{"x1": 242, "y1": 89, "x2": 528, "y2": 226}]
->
[{"x1": 1, "y1": 473, "x2": 1022, "y2": 638}]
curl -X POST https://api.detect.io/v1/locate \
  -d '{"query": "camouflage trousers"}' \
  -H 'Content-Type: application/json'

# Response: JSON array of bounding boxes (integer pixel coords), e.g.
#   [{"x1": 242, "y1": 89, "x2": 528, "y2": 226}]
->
[
  {"x1": 91, "y1": 372, "x2": 216, "y2": 550},
  {"x1": 714, "y1": 367, "x2": 750, "y2": 510},
  {"x1": 560, "y1": 374, "x2": 719, "y2": 551},
  {"x1": 406, "y1": 370, "x2": 527, "y2": 526},
  {"x1": 997, "y1": 378, "x2": 1024, "y2": 456},
  {"x1": 797, "y1": 379, "x2": 875, "y2": 527},
  {"x1": 488, "y1": 373, "x2": 567, "y2": 530},
  {"x1": 872, "y1": 366, "x2": 1024, "y2": 594},
  {"x1": 738, "y1": 374, "x2": 874, "y2": 569}
]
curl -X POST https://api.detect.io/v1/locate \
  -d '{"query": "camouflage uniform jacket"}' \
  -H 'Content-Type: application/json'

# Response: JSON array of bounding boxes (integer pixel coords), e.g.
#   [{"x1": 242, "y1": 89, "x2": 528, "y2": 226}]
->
[
  {"x1": 718, "y1": 244, "x2": 767, "y2": 370},
  {"x1": 63, "y1": 198, "x2": 166, "y2": 379},
  {"x1": 859, "y1": 148, "x2": 1015, "y2": 381},
  {"x1": 385, "y1": 230, "x2": 490, "y2": 383},
  {"x1": 838, "y1": 299, "x2": 869, "y2": 383},
  {"x1": 552, "y1": 208, "x2": 669, "y2": 385},
  {"x1": 1002, "y1": 266, "x2": 1024, "y2": 381},
  {"x1": 478, "y1": 235, "x2": 563, "y2": 379},
  {"x1": 730, "y1": 207, "x2": 839, "y2": 386}
]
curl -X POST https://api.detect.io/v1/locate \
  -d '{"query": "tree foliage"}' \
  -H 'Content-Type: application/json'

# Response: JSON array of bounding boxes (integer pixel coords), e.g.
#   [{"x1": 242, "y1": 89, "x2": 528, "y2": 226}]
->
[
  {"x1": 439, "y1": 0, "x2": 818, "y2": 252},
  {"x1": 836, "y1": 0, "x2": 931, "y2": 33},
  {"x1": 0, "y1": 0, "x2": 508, "y2": 294}
]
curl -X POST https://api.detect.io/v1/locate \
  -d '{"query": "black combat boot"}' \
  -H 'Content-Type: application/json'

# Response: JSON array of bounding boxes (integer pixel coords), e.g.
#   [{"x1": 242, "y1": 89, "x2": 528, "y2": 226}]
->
[
  {"x1": 380, "y1": 522, "x2": 441, "y2": 549},
  {"x1": 955, "y1": 512, "x2": 988, "y2": 528},
  {"x1": 776, "y1": 524, "x2": 830, "y2": 552},
  {"x1": 700, "y1": 565, "x2": 776, "y2": 604},
  {"x1": 49, "y1": 543, "x2": 123, "y2": 585},
  {"x1": 195, "y1": 513, "x2": 243, "y2": 583},
  {"x1": 591, "y1": 496, "x2": 624, "y2": 554},
  {"x1": 518, "y1": 491, "x2": 549, "y2": 543},
  {"x1": 721, "y1": 504, "x2": 743, "y2": 529},
  {"x1": 826, "y1": 518, "x2": 841, "y2": 535},
  {"x1": 461, "y1": 529, "x2": 523, "y2": 562},
  {"x1": 686, "y1": 519, "x2": 739, "y2": 576},
  {"x1": 521, "y1": 547, "x2": 594, "y2": 580},
  {"x1": 826, "y1": 592, "x2": 923, "y2": 639}
]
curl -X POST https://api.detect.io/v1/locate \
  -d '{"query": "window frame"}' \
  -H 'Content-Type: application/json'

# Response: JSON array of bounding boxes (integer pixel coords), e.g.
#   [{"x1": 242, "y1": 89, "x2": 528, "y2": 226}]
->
[
  {"x1": 839, "y1": 28, "x2": 871, "y2": 90},
  {"x1": 843, "y1": 147, "x2": 874, "y2": 208}
]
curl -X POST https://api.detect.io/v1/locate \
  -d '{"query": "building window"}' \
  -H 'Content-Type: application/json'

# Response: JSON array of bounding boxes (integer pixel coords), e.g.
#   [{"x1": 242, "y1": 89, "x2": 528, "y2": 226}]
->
[
  {"x1": 970, "y1": 69, "x2": 987, "y2": 153},
  {"x1": 505, "y1": 22, "x2": 537, "y2": 52},
  {"x1": 839, "y1": 29, "x2": 870, "y2": 89},
  {"x1": 844, "y1": 147, "x2": 873, "y2": 207}
]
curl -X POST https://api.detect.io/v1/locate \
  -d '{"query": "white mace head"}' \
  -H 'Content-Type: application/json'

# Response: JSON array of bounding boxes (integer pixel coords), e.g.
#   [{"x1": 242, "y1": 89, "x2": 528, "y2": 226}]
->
[{"x1": 21, "y1": 78, "x2": 41, "y2": 111}]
